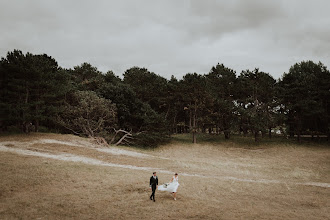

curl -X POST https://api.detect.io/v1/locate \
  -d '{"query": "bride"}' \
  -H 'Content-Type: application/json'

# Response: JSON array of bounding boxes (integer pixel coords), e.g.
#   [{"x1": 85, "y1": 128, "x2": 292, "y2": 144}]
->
[{"x1": 158, "y1": 173, "x2": 180, "y2": 200}]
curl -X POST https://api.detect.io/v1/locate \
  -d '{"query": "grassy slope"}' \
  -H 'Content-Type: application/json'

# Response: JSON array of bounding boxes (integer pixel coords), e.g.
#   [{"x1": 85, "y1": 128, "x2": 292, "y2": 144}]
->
[{"x1": 0, "y1": 133, "x2": 329, "y2": 220}]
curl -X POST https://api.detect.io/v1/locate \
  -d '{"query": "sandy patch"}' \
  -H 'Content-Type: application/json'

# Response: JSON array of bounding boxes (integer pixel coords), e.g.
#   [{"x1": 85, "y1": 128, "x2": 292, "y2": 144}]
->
[
  {"x1": 1, "y1": 144, "x2": 329, "y2": 188},
  {"x1": 0, "y1": 138, "x2": 153, "y2": 159}
]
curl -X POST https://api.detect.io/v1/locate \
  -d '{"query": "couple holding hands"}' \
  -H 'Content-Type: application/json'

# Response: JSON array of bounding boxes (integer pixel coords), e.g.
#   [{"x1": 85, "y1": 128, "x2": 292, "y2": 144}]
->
[{"x1": 149, "y1": 172, "x2": 180, "y2": 202}]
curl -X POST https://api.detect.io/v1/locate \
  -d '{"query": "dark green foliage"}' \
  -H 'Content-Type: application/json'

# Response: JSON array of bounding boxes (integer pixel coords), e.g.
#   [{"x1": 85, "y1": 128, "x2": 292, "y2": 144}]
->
[
  {"x1": 123, "y1": 67, "x2": 168, "y2": 114},
  {"x1": 180, "y1": 73, "x2": 212, "y2": 143},
  {"x1": 0, "y1": 50, "x2": 70, "y2": 132},
  {"x1": 57, "y1": 90, "x2": 117, "y2": 137},
  {"x1": 70, "y1": 62, "x2": 105, "y2": 92},
  {"x1": 134, "y1": 131, "x2": 170, "y2": 148},
  {"x1": 206, "y1": 63, "x2": 237, "y2": 139},
  {"x1": 99, "y1": 74, "x2": 145, "y2": 130},
  {"x1": 1, "y1": 49, "x2": 329, "y2": 146},
  {"x1": 236, "y1": 68, "x2": 277, "y2": 141},
  {"x1": 165, "y1": 76, "x2": 186, "y2": 133},
  {"x1": 278, "y1": 61, "x2": 330, "y2": 141},
  {"x1": 121, "y1": 67, "x2": 171, "y2": 146},
  {"x1": 133, "y1": 107, "x2": 171, "y2": 148}
]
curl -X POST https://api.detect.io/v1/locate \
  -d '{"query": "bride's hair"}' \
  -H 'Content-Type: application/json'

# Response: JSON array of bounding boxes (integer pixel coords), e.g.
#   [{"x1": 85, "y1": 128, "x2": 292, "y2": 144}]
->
[{"x1": 175, "y1": 173, "x2": 178, "y2": 175}]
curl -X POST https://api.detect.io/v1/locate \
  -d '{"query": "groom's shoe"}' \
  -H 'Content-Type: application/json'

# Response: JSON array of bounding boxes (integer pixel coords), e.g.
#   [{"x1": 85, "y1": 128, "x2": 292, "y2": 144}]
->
[
  {"x1": 150, "y1": 197, "x2": 152, "y2": 200},
  {"x1": 153, "y1": 199, "x2": 155, "y2": 202}
]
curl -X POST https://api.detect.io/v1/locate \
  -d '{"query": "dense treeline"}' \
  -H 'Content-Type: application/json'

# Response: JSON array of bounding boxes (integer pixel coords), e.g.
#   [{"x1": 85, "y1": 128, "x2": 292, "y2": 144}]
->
[{"x1": 1, "y1": 50, "x2": 329, "y2": 146}]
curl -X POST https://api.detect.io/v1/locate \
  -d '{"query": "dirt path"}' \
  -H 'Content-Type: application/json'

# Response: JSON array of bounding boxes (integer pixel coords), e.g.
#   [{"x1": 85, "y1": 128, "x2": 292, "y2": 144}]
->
[{"x1": 1, "y1": 140, "x2": 329, "y2": 188}]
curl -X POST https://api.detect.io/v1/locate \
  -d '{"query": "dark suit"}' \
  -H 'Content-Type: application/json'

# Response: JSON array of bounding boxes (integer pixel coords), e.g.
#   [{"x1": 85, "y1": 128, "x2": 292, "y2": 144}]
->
[{"x1": 149, "y1": 176, "x2": 158, "y2": 201}]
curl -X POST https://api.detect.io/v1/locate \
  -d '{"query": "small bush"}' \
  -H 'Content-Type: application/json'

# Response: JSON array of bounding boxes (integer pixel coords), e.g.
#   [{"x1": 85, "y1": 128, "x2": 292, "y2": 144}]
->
[{"x1": 134, "y1": 131, "x2": 171, "y2": 148}]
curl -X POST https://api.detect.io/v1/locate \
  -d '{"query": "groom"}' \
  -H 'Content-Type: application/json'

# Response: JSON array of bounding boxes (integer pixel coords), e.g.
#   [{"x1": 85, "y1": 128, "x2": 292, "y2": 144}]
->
[{"x1": 149, "y1": 172, "x2": 158, "y2": 202}]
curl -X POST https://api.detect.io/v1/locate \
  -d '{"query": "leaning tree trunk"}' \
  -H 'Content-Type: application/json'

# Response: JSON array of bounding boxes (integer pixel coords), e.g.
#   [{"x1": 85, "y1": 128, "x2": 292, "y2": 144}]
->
[{"x1": 109, "y1": 129, "x2": 133, "y2": 146}]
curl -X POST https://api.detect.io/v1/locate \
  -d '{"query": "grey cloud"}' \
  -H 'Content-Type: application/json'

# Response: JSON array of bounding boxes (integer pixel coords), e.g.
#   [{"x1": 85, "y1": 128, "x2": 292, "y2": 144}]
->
[
  {"x1": 167, "y1": 0, "x2": 286, "y2": 42},
  {"x1": 0, "y1": 0, "x2": 330, "y2": 79}
]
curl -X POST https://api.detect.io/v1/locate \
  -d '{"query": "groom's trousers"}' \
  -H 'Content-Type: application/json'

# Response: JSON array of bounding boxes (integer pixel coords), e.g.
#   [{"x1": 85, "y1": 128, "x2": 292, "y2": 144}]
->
[{"x1": 150, "y1": 184, "x2": 156, "y2": 200}]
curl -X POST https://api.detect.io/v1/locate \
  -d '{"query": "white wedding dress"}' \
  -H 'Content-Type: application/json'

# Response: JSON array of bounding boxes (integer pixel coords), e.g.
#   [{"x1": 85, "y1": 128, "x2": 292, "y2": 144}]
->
[{"x1": 158, "y1": 176, "x2": 180, "y2": 192}]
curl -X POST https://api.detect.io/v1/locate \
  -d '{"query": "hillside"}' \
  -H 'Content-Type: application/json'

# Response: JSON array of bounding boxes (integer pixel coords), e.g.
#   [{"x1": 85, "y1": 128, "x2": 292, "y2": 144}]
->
[{"x1": 0, "y1": 133, "x2": 329, "y2": 219}]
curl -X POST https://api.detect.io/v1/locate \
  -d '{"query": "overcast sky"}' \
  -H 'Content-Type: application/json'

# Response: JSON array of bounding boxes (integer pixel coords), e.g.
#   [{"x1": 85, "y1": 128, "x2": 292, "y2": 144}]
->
[{"x1": 1, "y1": 0, "x2": 329, "y2": 79}]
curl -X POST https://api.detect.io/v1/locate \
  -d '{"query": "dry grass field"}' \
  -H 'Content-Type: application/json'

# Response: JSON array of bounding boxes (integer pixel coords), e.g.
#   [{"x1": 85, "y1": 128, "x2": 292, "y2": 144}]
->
[{"x1": 0, "y1": 133, "x2": 329, "y2": 220}]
